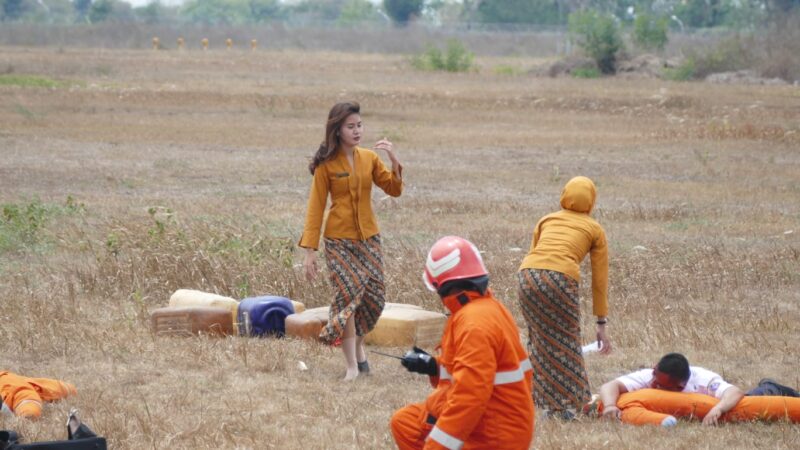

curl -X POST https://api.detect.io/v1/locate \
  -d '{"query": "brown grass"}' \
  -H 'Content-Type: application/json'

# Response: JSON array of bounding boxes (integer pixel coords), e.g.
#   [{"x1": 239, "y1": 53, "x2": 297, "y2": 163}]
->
[{"x1": 1, "y1": 46, "x2": 799, "y2": 449}]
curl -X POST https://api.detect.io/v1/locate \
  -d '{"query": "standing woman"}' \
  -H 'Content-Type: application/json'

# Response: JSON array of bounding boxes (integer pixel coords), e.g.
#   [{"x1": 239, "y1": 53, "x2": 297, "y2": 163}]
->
[
  {"x1": 299, "y1": 101, "x2": 403, "y2": 381},
  {"x1": 517, "y1": 176, "x2": 611, "y2": 418}
]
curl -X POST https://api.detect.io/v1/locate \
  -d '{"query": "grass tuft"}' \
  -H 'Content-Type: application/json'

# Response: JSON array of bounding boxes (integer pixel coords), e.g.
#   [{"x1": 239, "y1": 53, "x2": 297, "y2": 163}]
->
[{"x1": 0, "y1": 73, "x2": 66, "y2": 88}]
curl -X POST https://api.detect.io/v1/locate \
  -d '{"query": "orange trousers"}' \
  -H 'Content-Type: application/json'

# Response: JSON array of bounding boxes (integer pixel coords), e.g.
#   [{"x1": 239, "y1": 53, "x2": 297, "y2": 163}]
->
[
  {"x1": 616, "y1": 389, "x2": 800, "y2": 426},
  {"x1": 0, "y1": 371, "x2": 77, "y2": 419},
  {"x1": 391, "y1": 402, "x2": 434, "y2": 450}
]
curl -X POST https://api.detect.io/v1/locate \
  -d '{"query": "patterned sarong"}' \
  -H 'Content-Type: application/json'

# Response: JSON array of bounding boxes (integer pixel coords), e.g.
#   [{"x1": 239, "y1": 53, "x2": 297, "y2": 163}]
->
[
  {"x1": 320, "y1": 234, "x2": 385, "y2": 343},
  {"x1": 517, "y1": 268, "x2": 591, "y2": 413}
]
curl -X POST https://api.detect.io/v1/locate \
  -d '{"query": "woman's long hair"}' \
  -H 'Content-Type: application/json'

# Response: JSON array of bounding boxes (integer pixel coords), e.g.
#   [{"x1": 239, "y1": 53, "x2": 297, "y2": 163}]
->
[{"x1": 308, "y1": 101, "x2": 360, "y2": 175}]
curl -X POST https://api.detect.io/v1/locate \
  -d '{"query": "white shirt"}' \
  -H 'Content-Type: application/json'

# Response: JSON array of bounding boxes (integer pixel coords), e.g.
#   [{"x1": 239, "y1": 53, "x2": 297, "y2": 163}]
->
[{"x1": 616, "y1": 366, "x2": 734, "y2": 399}]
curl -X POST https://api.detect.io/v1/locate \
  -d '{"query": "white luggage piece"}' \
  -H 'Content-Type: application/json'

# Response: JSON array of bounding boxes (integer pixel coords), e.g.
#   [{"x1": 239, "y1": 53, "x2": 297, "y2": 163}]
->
[
  {"x1": 169, "y1": 289, "x2": 239, "y2": 325},
  {"x1": 366, "y1": 305, "x2": 447, "y2": 348}
]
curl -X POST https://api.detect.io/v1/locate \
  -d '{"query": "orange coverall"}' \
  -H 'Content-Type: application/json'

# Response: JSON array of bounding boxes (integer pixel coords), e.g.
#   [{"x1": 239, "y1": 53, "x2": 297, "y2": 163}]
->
[
  {"x1": 0, "y1": 371, "x2": 77, "y2": 419},
  {"x1": 615, "y1": 388, "x2": 800, "y2": 425},
  {"x1": 391, "y1": 290, "x2": 534, "y2": 450}
]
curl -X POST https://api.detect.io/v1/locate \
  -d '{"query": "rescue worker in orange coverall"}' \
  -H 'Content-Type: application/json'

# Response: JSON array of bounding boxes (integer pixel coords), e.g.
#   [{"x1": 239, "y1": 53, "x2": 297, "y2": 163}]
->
[
  {"x1": 1, "y1": 370, "x2": 77, "y2": 419},
  {"x1": 390, "y1": 236, "x2": 535, "y2": 450}
]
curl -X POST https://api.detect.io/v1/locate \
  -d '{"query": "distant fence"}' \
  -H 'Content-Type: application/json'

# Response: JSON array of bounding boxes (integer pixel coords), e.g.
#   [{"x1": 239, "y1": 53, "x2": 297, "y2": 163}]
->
[
  {"x1": 0, "y1": 21, "x2": 731, "y2": 58},
  {"x1": 0, "y1": 22, "x2": 565, "y2": 57}
]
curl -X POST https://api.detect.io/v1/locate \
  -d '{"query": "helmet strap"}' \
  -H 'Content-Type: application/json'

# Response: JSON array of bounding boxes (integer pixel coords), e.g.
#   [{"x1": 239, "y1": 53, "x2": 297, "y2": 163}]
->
[{"x1": 437, "y1": 275, "x2": 490, "y2": 297}]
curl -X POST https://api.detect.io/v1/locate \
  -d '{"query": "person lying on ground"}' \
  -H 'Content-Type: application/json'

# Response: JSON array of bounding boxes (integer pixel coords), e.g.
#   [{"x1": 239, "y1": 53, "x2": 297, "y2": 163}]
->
[
  {"x1": 590, "y1": 352, "x2": 799, "y2": 426},
  {"x1": 1, "y1": 370, "x2": 77, "y2": 419}
]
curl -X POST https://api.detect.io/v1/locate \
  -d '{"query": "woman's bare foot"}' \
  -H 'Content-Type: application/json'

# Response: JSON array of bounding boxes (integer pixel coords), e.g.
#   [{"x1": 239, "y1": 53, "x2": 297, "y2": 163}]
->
[{"x1": 343, "y1": 367, "x2": 359, "y2": 381}]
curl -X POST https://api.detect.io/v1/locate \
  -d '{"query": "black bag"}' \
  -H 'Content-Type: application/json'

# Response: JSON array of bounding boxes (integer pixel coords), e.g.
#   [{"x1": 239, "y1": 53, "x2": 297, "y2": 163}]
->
[
  {"x1": 9, "y1": 438, "x2": 107, "y2": 450},
  {"x1": 1, "y1": 409, "x2": 107, "y2": 450},
  {"x1": 1, "y1": 430, "x2": 21, "y2": 450}
]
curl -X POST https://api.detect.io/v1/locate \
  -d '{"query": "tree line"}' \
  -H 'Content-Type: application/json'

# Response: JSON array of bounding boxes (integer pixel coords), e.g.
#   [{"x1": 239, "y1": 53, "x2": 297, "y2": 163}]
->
[{"x1": 1, "y1": 0, "x2": 797, "y2": 28}]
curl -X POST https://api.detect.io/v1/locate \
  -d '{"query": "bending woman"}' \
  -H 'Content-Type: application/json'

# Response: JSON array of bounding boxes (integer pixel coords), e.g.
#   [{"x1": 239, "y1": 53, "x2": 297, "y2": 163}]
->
[
  {"x1": 299, "y1": 101, "x2": 403, "y2": 381},
  {"x1": 517, "y1": 175, "x2": 611, "y2": 418}
]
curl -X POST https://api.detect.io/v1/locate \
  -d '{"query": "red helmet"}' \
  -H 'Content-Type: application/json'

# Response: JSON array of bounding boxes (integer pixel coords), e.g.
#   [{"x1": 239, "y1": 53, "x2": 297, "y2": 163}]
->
[{"x1": 422, "y1": 236, "x2": 488, "y2": 292}]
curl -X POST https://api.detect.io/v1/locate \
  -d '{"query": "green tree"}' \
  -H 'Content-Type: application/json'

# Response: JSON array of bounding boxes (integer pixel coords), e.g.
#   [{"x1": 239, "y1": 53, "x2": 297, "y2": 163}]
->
[
  {"x1": 424, "y1": 0, "x2": 467, "y2": 25},
  {"x1": 88, "y1": 0, "x2": 111, "y2": 22},
  {"x1": 287, "y1": 0, "x2": 345, "y2": 21},
  {"x1": 383, "y1": 0, "x2": 424, "y2": 25},
  {"x1": 338, "y1": 0, "x2": 378, "y2": 25},
  {"x1": 74, "y1": 0, "x2": 91, "y2": 22},
  {"x1": 633, "y1": 12, "x2": 668, "y2": 51},
  {"x1": 24, "y1": 0, "x2": 75, "y2": 24},
  {"x1": 568, "y1": 9, "x2": 623, "y2": 74},
  {"x1": 477, "y1": 0, "x2": 566, "y2": 25},
  {"x1": 768, "y1": 0, "x2": 800, "y2": 12},
  {"x1": 181, "y1": 0, "x2": 249, "y2": 25},
  {"x1": 672, "y1": 0, "x2": 728, "y2": 28},
  {"x1": 135, "y1": 0, "x2": 162, "y2": 24},
  {"x1": 2, "y1": 0, "x2": 27, "y2": 20},
  {"x1": 248, "y1": 0, "x2": 283, "y2": 22}
]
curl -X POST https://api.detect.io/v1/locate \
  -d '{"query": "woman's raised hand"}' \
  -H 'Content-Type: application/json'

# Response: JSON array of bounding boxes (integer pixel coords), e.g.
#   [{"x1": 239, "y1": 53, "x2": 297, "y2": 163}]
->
[
  {"x1": 374, "y1": 137, "x2": 394, "y2": 155},
  {"x1": 375, "y1": 137, "x2": 400, "y2": 174}
]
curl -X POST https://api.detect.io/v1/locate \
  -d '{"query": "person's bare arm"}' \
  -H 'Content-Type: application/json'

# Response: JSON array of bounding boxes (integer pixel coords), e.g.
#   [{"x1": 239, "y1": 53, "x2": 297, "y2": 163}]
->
[
  {"x1": 599, "y1": 380, "x2": 628, "y2": 420},
  {"x1": 702, "y1": 386, "x2": 745, "y2": 426}
]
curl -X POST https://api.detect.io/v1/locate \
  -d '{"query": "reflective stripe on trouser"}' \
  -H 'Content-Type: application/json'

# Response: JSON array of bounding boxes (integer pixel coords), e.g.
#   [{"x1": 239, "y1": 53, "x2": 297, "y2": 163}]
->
[
  {"x1": 617, "y1": 389, "x2": 800, "y2": 425},
  {"x1": 320, "y1": 235, "x2": 385, "y2": 343},
  {"x1": 391, "y1": 402, "x2": 434, "y2": 450},
  {"x1": 429, "y1": 426, "x2": 464, "y2": 450},
  {"x1": 439, "y1": 359, "x2": 532, "y2": 385},
  {"x1": 517, "y1": 268, "x2": 590, "y2": 412}
]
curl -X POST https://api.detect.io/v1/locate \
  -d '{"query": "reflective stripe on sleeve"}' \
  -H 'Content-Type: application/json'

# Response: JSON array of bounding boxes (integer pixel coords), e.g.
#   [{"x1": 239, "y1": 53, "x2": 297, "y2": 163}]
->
[
  {"x1": 494, "y1": 358, "x2": 533, "y2": 385},
  {"x1": 439, "y1": 365, "x2": 452, "y2": 381},
  {"x1": 428, "y1": 426, "x2": 464, "y2": 450},
  {"x1": 1, "y1": 400, "x2": 12, "y2": 415}
]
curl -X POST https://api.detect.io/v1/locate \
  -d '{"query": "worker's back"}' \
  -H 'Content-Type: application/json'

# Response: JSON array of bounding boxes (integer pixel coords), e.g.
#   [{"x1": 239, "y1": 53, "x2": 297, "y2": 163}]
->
[{"x1": 426, "y1": 293, "x2": 534, "y2": 450}]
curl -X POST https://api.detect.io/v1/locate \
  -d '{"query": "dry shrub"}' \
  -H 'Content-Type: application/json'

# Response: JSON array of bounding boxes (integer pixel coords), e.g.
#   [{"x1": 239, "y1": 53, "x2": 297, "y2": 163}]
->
[
  {"x1": 685, "y1": 34, "x2": 757, "y2": 79},
  {"x1": 653, "y1": 122, "x2": 800, "y2": 144},
  {"x1": 685, "y1": 14, "x2": 800, "y2": 82},
  {"x1": 758, "y1": 14, "x2": 800, "y2": 81},
  {"x1": 698, "y1": 122, "x2": 800, "y2": 143},
  {"x1": 78, "y1": 214, "x2": 308, "y2": 306},
  {"x1": 597, "y1": 203, "x2": 690, "y2": 222}
]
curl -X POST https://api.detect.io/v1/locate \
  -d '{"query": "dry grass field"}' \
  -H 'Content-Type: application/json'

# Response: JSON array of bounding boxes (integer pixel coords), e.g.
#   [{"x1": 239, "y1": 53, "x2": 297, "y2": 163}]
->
[{"x1": 1, "y1": 45, "x2": 799, "y2": 449}]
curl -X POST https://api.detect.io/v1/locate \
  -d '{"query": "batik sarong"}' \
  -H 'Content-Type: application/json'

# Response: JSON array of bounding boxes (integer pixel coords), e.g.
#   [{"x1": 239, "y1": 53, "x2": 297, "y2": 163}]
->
[
  {"x1": 517, "y1": 268, "x2": 591, "y2": 413},
  {"x1": 320, "y1": 234, "x2": 385, "y2": 343}
]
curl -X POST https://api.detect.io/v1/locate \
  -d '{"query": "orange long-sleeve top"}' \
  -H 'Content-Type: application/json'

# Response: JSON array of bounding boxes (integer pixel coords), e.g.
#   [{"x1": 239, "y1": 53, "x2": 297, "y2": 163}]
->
[
  {"x1": 1, "y1": 371, "x2": 77, "y2": 419},
  {"x1": 299, "y1": 147, "x2": 403, "y2": 250},
  {"x1": 519, "y1": 176, "x2": 609, "y2": 317}
]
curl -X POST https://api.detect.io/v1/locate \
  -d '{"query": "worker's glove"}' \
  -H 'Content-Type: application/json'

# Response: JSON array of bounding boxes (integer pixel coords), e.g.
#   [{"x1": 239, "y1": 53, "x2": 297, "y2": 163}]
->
[{"x1": 401, "y1": 346, "x2": 438, "y2": 377}]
